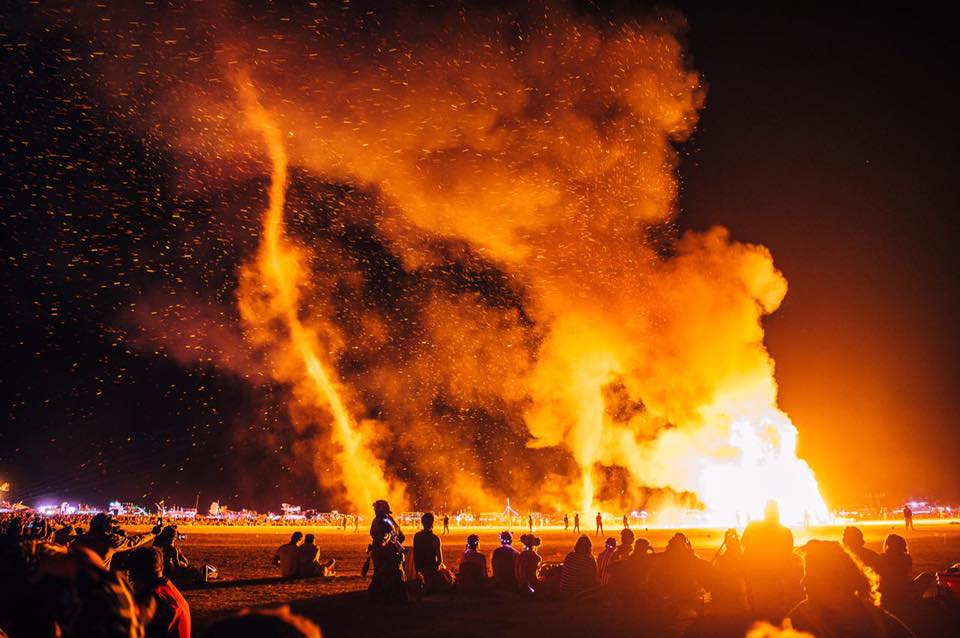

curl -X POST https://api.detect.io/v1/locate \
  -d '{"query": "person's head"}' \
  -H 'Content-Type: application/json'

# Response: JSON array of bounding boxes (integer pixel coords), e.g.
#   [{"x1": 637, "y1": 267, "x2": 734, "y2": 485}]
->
[
  {"x1": 633, "y1": 538, "x2": 652, "y2": 555},
  {"x1": 203, "y1": 606, "x2": 323, "y2": 638},
  {"x1": 89, "y1": 513, "x2": 111, "y2": 534},
  {"x1": 520, "y1": 534, "x2": 541, "y2": 550},
  {"x1": 500, "y1": 530, "x2": 513, "y2": 546},
  {"x1": 666, "y1": 532, "x2": 692, "y2": 554},
  {"x1": 801, "y1": 540, "x2": 877, "y2": 605},
  {"x1": 466, "y1": 534, "x2": 480, "y2": 551},
  {"x1": 604, "y1": 537, "x2": 617, "y2": 550},
  {"x1": 883, "y1": 534, "x2": 908, "y2": 555},
  {"x1": 304, "y1": 533, "x2": 315, "y2": 545},
  {"x1": 421, "y1": 512, "x2": 434, "y2": 530},
  {"x1": 574, "y1": 535, "x2": 592, "y2": 555},
  {"x1": 155, "y1": 525, "x2": 176, "y2": 547},
  {"x1": 764, "y1": 500, "x2": 780, "y2": 524},
  {"x1": 724, "y1": 528, "x2": 741, "y2": 553},
  {"x1": 126, "y1": 546, "x2": 163, "y2": 586},
  {"x1": 373, "y1": 499, "x2": 391, "y2": 516},
  {"x1": 842, "y1": 526, "x2": 865, "y2": 550},
  {"x1": 290, "y1": 531, "x2": 303, "y2": 545},
  {"x1": 620, "y1": 528, "x2": 635, "y2": 547}
]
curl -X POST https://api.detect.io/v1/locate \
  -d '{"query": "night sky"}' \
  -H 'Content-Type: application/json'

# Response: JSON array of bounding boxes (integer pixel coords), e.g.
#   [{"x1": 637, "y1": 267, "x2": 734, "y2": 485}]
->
[{"x1": 1, "y1": 2, "x2": 957, "y2": 511}]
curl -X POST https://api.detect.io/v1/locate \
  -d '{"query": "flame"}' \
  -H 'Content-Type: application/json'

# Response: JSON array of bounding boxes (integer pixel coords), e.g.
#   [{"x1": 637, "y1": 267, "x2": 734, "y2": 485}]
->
[{"x1": 235, "y1": 82, "x2": 404, "y2": 512}]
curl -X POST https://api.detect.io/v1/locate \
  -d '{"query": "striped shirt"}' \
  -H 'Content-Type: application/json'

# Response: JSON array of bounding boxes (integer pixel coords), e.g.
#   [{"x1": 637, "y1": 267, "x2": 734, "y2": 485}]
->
[{"x1": 560, "y1": 551, "x2": 597, "y2": 595}]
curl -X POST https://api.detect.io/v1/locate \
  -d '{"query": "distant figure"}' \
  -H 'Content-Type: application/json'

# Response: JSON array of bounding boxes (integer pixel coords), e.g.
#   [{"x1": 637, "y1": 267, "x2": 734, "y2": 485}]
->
[
  {"x1": 354, "y1": 514, "x2": 360, "y2": 533},
  {"x1": 127, "y1": 546, "x2": 191, "y2": 638},
  {"x1": 413, "y1": 512, "x2": 450, "y2": 593},
  {"x1": 564, "y1": 513, "x2": 570, "y2": 531},
  {"x1": 457, "y1": 534, "x2": 488, "y2": 595},
  {"x1": 595, "y1": 512, "x2": 603, "y2": 537},
  {"x1": 573, "y1": 512, "x2": 581, "y2": 533},
  {"x1": 713, "y1": 528, "x2": 748, "y2": 610},
  {"x1": 273, "y1": 531, "x2": 303, "y2": 578},
  {"x1": 528, "y1": 514, "x2": 534, "y2": 533},
  {"x1": 623, "y1": 514, "x2": 629, "y2": 529},
  {"x1": 597, "y1": 537, "x2": 617, "y2": 585},
  {"x1": 492, "y1": 530, "x2": 520, "y2": 590},
  {"x1": 903, "y1": 505, "x2": 914, "y2": 531},
  {"x1": 876, "y1": 533, "x2": 935, "y2": 611},
  {"x1": 368, "y1": 500, "x2": 406, "y2": 603},
  {"x1": 787, "y1": 540, "x2": 913, "y2": 638},
  {"x1": 297, "y1": 533, "x2": 335, "y2": 577},
  {"x1": 741, "y1": 500, "x2": 801, "y2": 619},
  {"x1": 517, "y1": 534, "x2": 543, "y2": 593},
  {"x1": 560, "y1": 535, "x2": 598, "y2": 596},
  {"x1": 842, "y1": 526, "x2": 881, "y2": 573},
  {"x1": 443, "y1": 513, "x2": 450, "y2": 535},
  {"x1": 803, "y1": 511, "x2": 812, "y2": 530}
]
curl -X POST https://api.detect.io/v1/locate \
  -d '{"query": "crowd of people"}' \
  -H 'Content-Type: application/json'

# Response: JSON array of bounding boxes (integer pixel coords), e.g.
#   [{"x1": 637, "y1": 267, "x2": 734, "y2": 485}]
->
[{"x1": 1, "y1": 499, "x2": 958, "y2": 637}]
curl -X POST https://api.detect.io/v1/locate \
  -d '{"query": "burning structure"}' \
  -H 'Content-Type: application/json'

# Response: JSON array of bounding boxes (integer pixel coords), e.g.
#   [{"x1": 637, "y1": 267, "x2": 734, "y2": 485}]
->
[{"x1": 70, "y1": 2, "x2": 827, "y2": 524}]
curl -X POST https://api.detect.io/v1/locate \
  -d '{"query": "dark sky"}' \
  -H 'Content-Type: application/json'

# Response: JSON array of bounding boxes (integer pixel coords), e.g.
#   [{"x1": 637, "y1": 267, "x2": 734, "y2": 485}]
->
[{"x1": 1, "y1": 2, "x2": 956, "y2": 511}]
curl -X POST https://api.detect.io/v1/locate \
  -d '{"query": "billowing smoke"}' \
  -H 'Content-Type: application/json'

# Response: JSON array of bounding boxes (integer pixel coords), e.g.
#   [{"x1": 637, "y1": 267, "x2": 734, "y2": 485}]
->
[{"x1": 72, "y1": 1, "x2": 825, "y2": 521}]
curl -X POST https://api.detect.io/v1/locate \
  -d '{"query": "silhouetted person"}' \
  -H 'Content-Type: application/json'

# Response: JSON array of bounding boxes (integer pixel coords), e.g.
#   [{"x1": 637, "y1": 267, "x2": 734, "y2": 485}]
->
[
  {"x1": 787, "y1": 540, "x2": 913, "y2": 638},
  {"x1": 573, "y1": 512, "x2": 580, "y2": 533},
  {"x1": 443, "y1": 514, "x2": 450, "y2": 535},
  {"x1": 72, "y1": 512, "x2": 154, "y2": 570},
  {"x1": 457, "y1": 534, "x2": 488, "y2": 595},
  {"x1": 413, "y1": 512, "x2": 449, "y2": 593},
  {"x1": 564, "y1": 513, "x2": 569, "y2": 531},
  {"x1": 876, "y1": 533, "x2": 935, "y2": 612},
  {"x1": 614, "y1": 528, "x2": 635, "y2": 562},
  {"x1": 713, "y1": 528, "x2": 748, "y2": 610},
  {"x1": 517, "y1": 534, "x2": 543, "y2": 593},
  {"x1": 368, "y1": 500, "x2": 406, "y2": 603},
  {"x1": 560, "y1": 535, "x2": 597, "y2": 596},
  {"x1": 528, "y1": 514, "x2": 533, "y2": 533},
  {"x1": 842, "y1": 526, "x2": 881, "y2": 573},
  {"x1": 354, "y1": 514, "x2": 359, "y2": 533},
  {"x1": 153, "y1": 526, "x2": 189, "y2": 581},
  {"x1": 127, "y1": 546, "x2": 191, "y2": 638},
  {"x1": 623, "y1": 514, "x2": 629, "y2": 529},
  {"x1": 595, "y1": 512, "x2": 603, "y2": 537},
  {"x1": 597, "y1": 537, "x2": 617, "y2": 585},
  {"x1": 652, "y1": 532, "x2": 714, "y2": 612},
  {"x1": 273, "y1": 531, "x2": 302, "y2": 578},
  {"x1": 741, "y1": 500, "x2": 800, "y2": 619},
  {"x1": 297, "y1": 533, "x2": 335, "y2": 577},
  {"x1": 492, "y1": 530, "x2": 520, "y2": 590},
  {"x1": 903, "y1": 505, "x2": 914, "y2": 531}
]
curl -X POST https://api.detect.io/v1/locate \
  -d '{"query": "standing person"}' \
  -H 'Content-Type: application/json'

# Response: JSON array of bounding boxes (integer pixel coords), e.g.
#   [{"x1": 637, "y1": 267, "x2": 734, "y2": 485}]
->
[
  {"x1": 903, "y1": 505, "x2": 914, "y2": 531},
  {"x1": 741, "y1": 500, "x2": 800, "y2": 620},
  {"x1": 443, "y1": 513, "x2": 450, "y2": 535},
  {"x1": 564, "y1": 514, "x2": 569, "y2": 531},
  {"x1": 354, "y1": 514, "x2": 359, "y2": 533},
  {"x1": 413, "y1": 512, "x2": 449, "y2": 593},
  {"x1": 492, "y1": 530, "x2": 520, "y2": 590},
  {"x1": 560, "y1": 535, "x2": 598, "y2": 596},
  {"x1": 368, "y1": 500, "x2": 406, "y2": 603},
  {"x1": 528, "y1": 514, "x2": 534, "y2": 533},
  {"x1": 573, "y1": 512, "x2": 580, "y2": 533},
  {"x1": 127, "y1": 546, "x2": 191, "y2": 638},
  {"x1": 595, "y1": 512, "x2": 603, "y2": 537},
  {"x1": 597, "y1": 537, "x2": 617, "y2": 585},
  {"x1": 623, "y1": 514, "x2": 629, "y2": 529},
  {"x1": 273, "y1": 531, "x2": 303, "y2": 578},
  {"x1": 517, "y1": 534, "x2": 543, "y2": 593}
]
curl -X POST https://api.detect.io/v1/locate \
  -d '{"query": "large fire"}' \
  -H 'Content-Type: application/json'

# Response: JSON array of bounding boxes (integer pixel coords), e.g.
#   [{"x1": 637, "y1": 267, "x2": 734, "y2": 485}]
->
[{"x1": 96, "y1": 3, "x2": 827, "y2": 523}]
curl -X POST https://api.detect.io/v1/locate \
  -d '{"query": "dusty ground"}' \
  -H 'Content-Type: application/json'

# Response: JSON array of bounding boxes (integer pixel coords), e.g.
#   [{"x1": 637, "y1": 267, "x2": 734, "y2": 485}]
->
[{"x1": 142, "y1": 521, "x2": 960, "y2": 637}]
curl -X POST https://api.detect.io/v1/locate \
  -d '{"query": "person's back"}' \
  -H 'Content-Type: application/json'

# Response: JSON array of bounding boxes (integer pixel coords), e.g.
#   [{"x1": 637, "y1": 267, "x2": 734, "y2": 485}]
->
[
  {"x1": 597, "y1": 539, "x2": 617, "y2": 585},
  {"x1": 516, "y1": 536, "x2": 543, "y2": 593},
  {"x1": 492, "y1": 544, "x2": 519, "y2": 589},
  {"x1": 127, "y1": 546, "x2": 191, "y2": 638},
  {"x1": 560, "y1": 535, "x2": 597, "y2": 596},
  {"x1": 742, "y1": 501, "x2": 798, "y2": 618},
  {"x1": 843, "y1": 526, "x2": 881, "y2": 573},
  {"x1": 458, "y1": 536, "x2": 488, "y2": 596},
  {"x1": 413, "y1": 528, "x2": 442, "y2": 576},
  {"x1": 274, "y1": 533, "x2": 302, "y2": 578},
  {"x1": 296, "y1": 540, "x2": 320, "y2": 577},
  {"x1": 654, "y1": 533, "x2": 713, "y2": 606}
]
